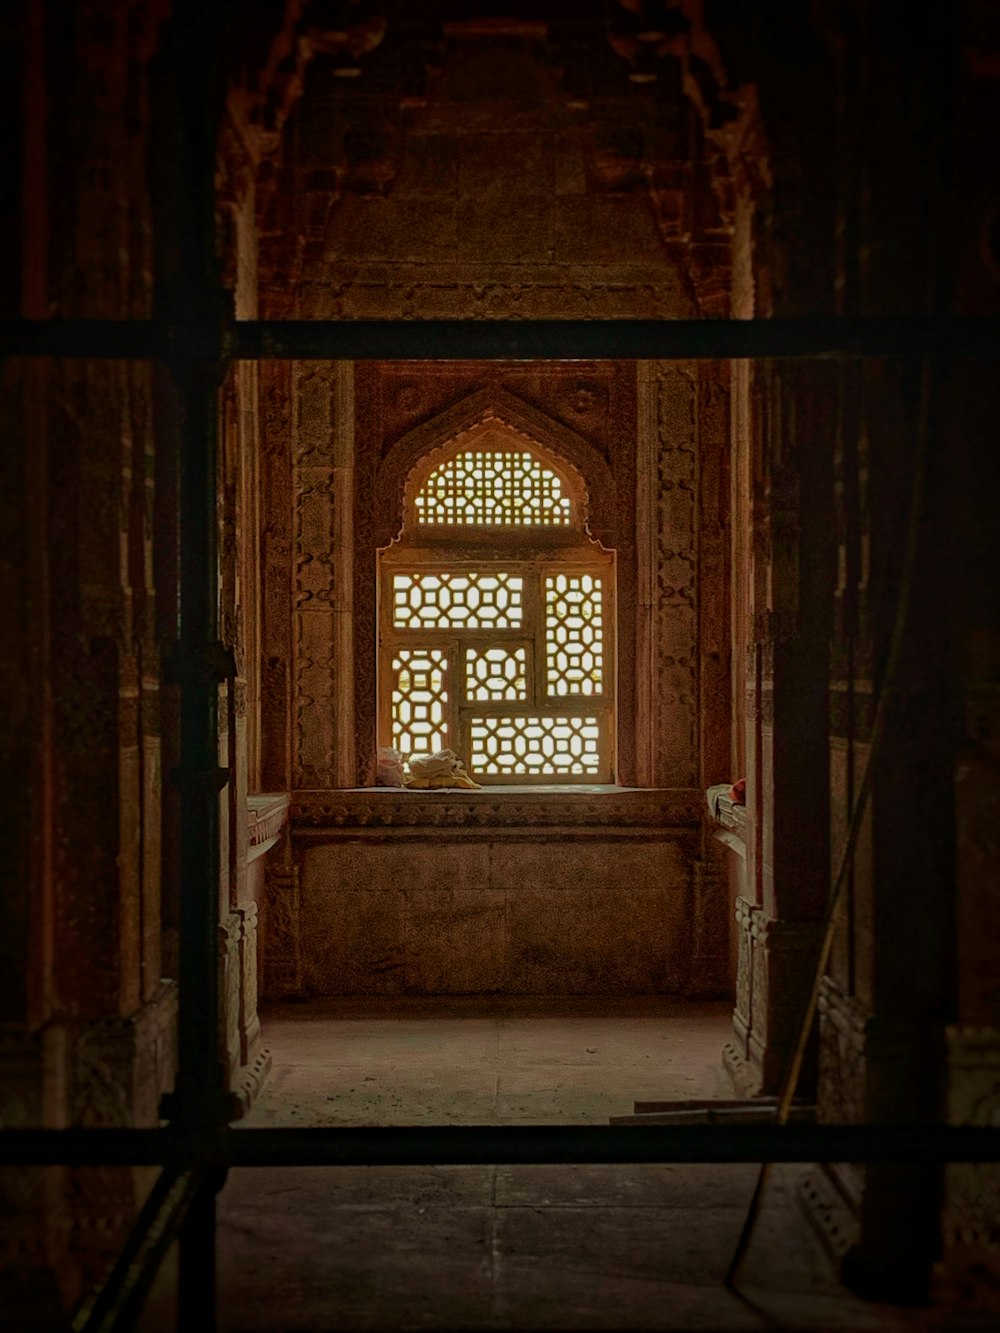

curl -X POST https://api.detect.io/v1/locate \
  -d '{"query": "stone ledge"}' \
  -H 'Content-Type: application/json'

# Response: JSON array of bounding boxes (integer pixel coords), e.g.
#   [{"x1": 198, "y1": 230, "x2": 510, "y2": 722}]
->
[
  {"x1": 797, "y1": 1166, "x2": 859, "y2": 1263},
  {"x1": 721, "y1": 1039, "x2": 763, "y2": 1097},
  {"x1": 290, "y1": 786, "x2": 703, "y2": 834},
  {"x1": 248, "y1": 793, "x2": 289, "y2": 862},
  {"x1": 232, "y1": 1047, "x2": 273, "y2": 1116}
]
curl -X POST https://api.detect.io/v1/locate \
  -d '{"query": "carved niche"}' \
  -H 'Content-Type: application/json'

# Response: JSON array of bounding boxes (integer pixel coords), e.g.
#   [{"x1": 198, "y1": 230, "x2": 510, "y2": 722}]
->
[{"x1": 353, "y1": 369, "x2": 638, "y2": 786}]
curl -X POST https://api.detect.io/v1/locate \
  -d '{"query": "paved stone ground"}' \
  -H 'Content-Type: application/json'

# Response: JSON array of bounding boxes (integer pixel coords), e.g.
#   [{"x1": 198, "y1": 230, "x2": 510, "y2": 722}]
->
[
  {"x1": 237, "y1": 996, "x2": 734, "y2": 1128},
  {"x1": 148, "y1": 999, "x2": 994, "y2": 1330}
]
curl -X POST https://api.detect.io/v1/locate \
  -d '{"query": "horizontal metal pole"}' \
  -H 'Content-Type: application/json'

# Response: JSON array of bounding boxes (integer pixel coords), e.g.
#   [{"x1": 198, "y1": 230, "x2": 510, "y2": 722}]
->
[
  {"x1": 2, "y1": 1123, "x2": 999, "y2": 1167},
  {"x1": 0, "y1": 1129, "x2": 180, "y2": 1165},
  {"x1": 2, "y1": 317, "x2": 999, "y2": 362},
  {"x1": 1, "y1": 321, "x2": 163, "y2": 359},
  {"x1": 227, "y1": 1124, "x2": 1000, "y2": 1166},
  {"x1": 231, "y1": 316, "x2": 1000, "y2": 361}
]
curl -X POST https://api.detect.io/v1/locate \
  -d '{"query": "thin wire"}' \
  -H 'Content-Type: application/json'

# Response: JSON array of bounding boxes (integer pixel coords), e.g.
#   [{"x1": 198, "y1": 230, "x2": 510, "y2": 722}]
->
[{"x1": 725, "y1": 355, "x2": 933, "y2": 1288}]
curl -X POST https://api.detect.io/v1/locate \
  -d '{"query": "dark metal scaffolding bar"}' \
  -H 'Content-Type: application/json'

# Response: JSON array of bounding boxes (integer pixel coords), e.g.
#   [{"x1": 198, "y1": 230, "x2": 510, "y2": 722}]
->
[
  {"x1": 155, "y1": 3, "x2": 229, "y2": 1328},
  {"x1": 4, "y1": 1124, "x2": 999, "y2": 1169},
  {"x1": 2, "y1": 315, "x2": 1000, "y2": 362}
]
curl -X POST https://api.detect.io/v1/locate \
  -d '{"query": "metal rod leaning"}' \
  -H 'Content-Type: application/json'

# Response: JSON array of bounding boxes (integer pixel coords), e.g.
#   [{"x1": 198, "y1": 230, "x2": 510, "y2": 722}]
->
[{"x1": 71, "y1": 1166, "x2": 201, "y2": 1333}]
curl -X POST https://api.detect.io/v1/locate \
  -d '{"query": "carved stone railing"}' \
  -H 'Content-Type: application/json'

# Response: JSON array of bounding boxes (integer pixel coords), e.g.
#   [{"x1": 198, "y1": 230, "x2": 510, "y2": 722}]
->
[
  {"x1": 247, "y1": 793, "x2": 290, "y2": 860},
  {"x1": 715, "y1": 792, "x2": 747, "y2": 835}
]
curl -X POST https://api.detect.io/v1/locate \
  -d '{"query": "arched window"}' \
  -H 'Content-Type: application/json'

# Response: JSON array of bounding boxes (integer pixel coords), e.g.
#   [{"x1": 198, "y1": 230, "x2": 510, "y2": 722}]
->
[{"x1": 378, "y1": 430, "x2": 615, "y2": 784}]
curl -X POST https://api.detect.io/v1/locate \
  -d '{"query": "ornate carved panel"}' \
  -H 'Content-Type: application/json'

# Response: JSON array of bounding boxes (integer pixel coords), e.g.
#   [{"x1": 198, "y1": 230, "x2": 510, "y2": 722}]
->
[
  {"x1": 650, "y1": 364, "x2": 700, "y2": 788},
  {"x1": 260, "y1": 361, "x2": 295, "y2": 791},
  {"x1": 291, "y1": 787, "x2": 702, "y2": 832},
  {"x1": 263, "y1": 863, "x2": 304, "y2": 999}
]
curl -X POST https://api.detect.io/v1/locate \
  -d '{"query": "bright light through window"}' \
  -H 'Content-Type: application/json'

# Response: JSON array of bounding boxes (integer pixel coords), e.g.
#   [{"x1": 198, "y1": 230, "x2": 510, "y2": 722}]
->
[
  {"x1": 382, "y1": 442, "x2": 613, "y2": 782},
  {"x1": 415, "y1": 449, "x2": 572, "y2": 527}
]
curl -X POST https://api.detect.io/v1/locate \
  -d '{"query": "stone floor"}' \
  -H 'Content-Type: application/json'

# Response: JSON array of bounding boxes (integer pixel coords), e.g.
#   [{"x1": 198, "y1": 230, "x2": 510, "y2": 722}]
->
[
  {"x1": 237, "y1": 996, "x2": 733, "y2": 1128},
  {"x1": 164, "y1": 998, "x2": 992, "y2": 1331}
]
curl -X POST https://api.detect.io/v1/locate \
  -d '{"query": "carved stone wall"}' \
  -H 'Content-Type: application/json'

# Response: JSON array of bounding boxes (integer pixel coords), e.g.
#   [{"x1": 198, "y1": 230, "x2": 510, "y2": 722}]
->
[
  {"x1": 635, "y1": 361, "x2": 731, "y2": 996},
  {"x1": 293, "y1": 366, "x2": 340, "y2": 788},
  {"x1": 260, "y1": 361, "x2": 295, "y2": 793},
  {"x1": 247, "y1": 15, "x2": 736, "y2": 1009},
  {"x1": 271, "y1": 26, "x2": 702, "y2": 323},
  {"x1": 267, "y1": 790, "x2": 703, "y2": 999},
  {"x1": 645, "y1": 363, "x2": 700, "y2": 788},
  {"x1": 263, "y1": 856, "x2": 304, "y2": 1001},
  {"x1": 2, "y1": 1, "x2": 177, "y2": 1315}
]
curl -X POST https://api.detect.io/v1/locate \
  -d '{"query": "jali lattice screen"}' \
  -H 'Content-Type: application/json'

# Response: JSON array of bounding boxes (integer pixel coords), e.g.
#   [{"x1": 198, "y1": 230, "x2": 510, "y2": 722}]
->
[
  {"x1": 414, "y1": 450, "x2": 572, "y2": 527},
  {"x1": 390, "y1": 649, "x2": 449, "y2": 757},
  {"x1": 383, "y1": 445, "x2": 612, "y2": 781},
  {"x1": 465, "y1": 646, "x2": 529, "y2": 702},
  {"x1": 546, "y1": 573, "x2": 603, "y2": 696},
  {"x1": 393, "y1": 571, "x2": 523, "y2": 629},
  {"x1": 470, "y1": 715, "x2": 602, "y2": 775}
]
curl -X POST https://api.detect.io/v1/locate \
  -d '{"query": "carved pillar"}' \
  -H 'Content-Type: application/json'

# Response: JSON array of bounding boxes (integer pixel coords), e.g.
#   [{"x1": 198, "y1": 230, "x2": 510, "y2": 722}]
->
[
  {"x1": 65, "y1": 986, "x2": 178, "y2": 1291},
  {"x1": 637, "y1": 361, "x2": 730, "y2": 996},
  {"x1": 237, "y1": 902, "x2": 260, "y2": 1064},
  {"x1": 220, "y1": 914, "x2": 242, "y2": 1084},
  {"x1": 332, "y1": 363, "x2": 356, "y2": 786},
  {"x1": 635, "y1": 363, "x2": 657, "y2": 787},
  {"x1": 645, "y1": 362, "x2": 699, "y2": 789},
  {"x1": 263, "y1": 852, "x2": 304, "y2": 1000},
  {"x1": 726, "y1": 356, "x2": 835, "y2": 1094},
  {"x1": 0, "y1": 2, "x2": 179, "y2": 1309},
  {"x1": 292, "y1": 362, "x2": 355, "y2": 789},
  {"x1": 260, "y1": 360, "x2": 295, "y2": 792}
]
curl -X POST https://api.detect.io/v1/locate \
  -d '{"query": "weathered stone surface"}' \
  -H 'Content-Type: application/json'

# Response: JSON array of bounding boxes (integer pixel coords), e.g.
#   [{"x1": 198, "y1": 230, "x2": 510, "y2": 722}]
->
[{"x1": 289, "y1": 822, "x2": 693, "y2": 997}]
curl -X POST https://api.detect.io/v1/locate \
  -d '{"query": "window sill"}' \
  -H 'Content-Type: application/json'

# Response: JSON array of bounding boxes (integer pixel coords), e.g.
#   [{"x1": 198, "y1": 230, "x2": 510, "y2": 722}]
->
[
  {"x1": 290, "y1": 785, "x2": 703, "y2": 836},
  {"x1": 712, "y1": 791, "x2": 747, "y2": 858}
]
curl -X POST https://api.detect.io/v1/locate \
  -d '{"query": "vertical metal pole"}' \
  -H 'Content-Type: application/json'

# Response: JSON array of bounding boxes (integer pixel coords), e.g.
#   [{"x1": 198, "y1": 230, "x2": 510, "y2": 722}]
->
[{"x1": 153, "y1": 3, "x2": 230, "y2": 1329}]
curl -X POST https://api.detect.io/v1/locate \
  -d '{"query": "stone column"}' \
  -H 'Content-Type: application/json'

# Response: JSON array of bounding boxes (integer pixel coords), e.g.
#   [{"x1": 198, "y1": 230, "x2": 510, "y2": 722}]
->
[
  {"x1": 292, "y1": 362, "x2": 356, "y2": 789},
  {"x1": 637, "y1": 360, "x2": 730, "y2": 998},
  {"x1": 726, "y1": 359, "x2": 835, "y2": 1096}
]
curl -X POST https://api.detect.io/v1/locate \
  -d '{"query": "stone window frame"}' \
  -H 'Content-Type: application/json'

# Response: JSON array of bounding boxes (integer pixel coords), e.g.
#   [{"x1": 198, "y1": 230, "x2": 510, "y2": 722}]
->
[
  {"x1": 379, "y1": 430, "x2": 616, "y2": 784},
  {"x1": 353, "y1": 383, "x2": 636, "y2": 788}
]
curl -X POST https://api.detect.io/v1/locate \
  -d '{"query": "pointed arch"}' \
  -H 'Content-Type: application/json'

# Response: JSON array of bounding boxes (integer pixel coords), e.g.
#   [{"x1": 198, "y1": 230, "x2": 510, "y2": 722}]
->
[{"x1": 371, "y1": 388, "x2": 618, "y2": 550}]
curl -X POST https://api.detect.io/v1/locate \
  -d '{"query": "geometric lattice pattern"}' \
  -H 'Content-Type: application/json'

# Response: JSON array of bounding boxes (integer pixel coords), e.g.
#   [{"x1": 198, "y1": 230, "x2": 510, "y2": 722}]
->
[
  {"x1": 465, "y1": 646, "x2": 528, "y2": 702},
  {"x1": 392, "y1": 572, "x2": 523, "y2": 629},
  {"x1": 415, "y1": 449, "x2": 572, "y2": 527},
  {"x1": 545, "y1": 573, "x2": 603, "y2": 696},
  {"x1": 391, "y1": 649, "x2": 448, "y2": 757},
  {"x1": 470, "y1": 715, "x2": 601, "y2": 775}
]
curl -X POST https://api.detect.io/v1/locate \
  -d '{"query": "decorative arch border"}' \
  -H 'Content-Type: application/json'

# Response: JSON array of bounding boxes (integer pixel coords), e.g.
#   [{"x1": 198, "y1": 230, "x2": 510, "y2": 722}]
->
[
  {"x1": 400, "y1": 419, "x2": 586, "y2": 540},
  {"x1": 371, "y1": 387, "x2": 618, "y2": 550},
  {"x1": 354, "y1": 385, "x2": 634, "y2": 785}
]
